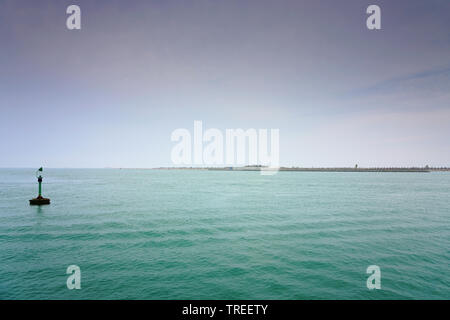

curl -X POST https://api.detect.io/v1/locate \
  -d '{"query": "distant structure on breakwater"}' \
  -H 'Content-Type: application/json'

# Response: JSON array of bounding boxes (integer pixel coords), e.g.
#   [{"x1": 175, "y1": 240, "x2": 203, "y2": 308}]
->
[{"x1": 208, "y1": 166, "x2": 435, "y2": 172}]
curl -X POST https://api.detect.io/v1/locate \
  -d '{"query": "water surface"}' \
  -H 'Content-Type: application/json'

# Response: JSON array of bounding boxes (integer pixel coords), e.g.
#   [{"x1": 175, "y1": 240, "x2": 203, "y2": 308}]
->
[{"x1": 0, "y1": 169, "x2": 449, "y2": 299}]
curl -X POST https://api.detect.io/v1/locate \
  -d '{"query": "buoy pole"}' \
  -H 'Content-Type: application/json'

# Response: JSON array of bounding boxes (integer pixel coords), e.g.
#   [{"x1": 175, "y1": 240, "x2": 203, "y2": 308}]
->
[{"x1": 38, "y1": 175, "x2": 42, "y2": 198}]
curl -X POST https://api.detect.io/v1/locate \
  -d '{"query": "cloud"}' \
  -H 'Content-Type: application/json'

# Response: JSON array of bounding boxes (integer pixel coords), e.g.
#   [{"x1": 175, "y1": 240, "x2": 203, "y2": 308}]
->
[{"x1": 344, "y1": 65, "x2": 450, "y2": 98}]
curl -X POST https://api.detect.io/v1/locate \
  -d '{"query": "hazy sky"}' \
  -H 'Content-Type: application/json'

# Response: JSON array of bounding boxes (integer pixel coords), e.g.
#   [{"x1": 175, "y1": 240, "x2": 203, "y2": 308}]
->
[{"x1": 1, "y1": 0, "x2": 449, "y2": 168}]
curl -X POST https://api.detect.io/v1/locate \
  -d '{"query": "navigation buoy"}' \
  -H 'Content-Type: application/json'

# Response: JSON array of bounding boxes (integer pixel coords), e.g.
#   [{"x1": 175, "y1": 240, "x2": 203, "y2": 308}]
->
[{"x1": 29, "y1": 167, "x2": 50, "y2": 205}]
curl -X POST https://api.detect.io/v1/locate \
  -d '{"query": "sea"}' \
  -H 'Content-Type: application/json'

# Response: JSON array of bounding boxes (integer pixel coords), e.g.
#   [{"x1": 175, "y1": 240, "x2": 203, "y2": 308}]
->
[{"x1": 0, "y1": 168, "x2": 449, "y2": 299}]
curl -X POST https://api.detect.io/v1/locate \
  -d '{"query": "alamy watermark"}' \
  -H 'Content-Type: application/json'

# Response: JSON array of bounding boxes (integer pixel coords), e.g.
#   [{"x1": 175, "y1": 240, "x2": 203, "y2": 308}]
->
[
  {"x1": 64, "y1": 4, "x2": 380, "y2": 31},
  {"x1": 366, "y1": 265, "x2": 381, "y2": 290},
  {"x1": 66, "y1": 5, "x2": 81, "y2": 30},
  {"x1": 366, "y1": 5, "x2": 381, "y2": 30},
  {"x1": 66, "y1": 265, "x2": 81, "y2": 289},
  {"x1": 171, "y1": 121, "x2": 280, "y2": 175}
]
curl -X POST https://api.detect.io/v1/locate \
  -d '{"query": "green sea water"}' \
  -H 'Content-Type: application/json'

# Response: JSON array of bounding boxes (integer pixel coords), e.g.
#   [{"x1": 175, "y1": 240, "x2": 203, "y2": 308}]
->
[{"x1": 0, "y1": 169, "x2": 449, "y2": 299}]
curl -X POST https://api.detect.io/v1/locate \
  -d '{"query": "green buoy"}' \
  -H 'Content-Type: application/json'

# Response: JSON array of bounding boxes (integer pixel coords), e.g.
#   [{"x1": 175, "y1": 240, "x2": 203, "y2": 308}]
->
[{"x1": 29, "y1": 167, "x2": 50, "y2": 205}]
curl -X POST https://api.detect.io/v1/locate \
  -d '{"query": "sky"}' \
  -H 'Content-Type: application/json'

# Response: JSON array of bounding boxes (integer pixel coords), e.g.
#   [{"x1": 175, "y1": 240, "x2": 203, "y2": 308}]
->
[{"x1": 0, "y1": 0, "x2": 449, "y2": 168}]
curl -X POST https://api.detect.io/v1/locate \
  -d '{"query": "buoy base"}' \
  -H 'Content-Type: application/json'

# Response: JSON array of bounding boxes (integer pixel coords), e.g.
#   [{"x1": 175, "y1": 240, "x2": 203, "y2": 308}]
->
[{"x1": 29, "y1": 196, "x2": 50, "y2": 205}]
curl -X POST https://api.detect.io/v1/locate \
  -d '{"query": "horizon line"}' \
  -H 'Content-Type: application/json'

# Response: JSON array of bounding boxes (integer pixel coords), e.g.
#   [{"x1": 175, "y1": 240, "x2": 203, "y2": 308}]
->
[{"x1": 1, "y1": 165, "x2": 449, "y2": 170}]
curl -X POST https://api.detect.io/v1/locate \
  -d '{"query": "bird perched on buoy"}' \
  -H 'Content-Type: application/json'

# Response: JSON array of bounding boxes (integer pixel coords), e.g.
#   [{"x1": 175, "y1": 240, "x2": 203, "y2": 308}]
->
[{"x1": 29, "y1": 167, "x2": 50, "y2": 205}]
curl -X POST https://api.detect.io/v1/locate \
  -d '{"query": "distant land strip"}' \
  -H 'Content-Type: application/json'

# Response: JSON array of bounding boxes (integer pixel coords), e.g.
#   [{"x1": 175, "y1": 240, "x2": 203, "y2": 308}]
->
[{"x1": 148, "y1": 166, "x2": 450, "y2": 172}]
